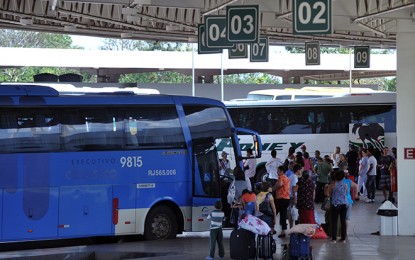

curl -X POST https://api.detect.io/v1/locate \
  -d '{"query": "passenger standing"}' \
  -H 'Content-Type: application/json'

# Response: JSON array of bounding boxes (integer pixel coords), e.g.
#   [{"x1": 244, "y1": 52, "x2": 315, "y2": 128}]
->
[
  {"x1": 357, "y1": 149, "x2": 369, "y2": 200},
  {"x1": 218, "y1": 151, "x2": 230, "y2": 178},
  {"x1": 295, "y1": 151, "x2": 305, "y2": 167},
  {"x1": 243, "y1": 148, "x2": 257, "y2": 192},
  {"x1": 230, "y1": 166, "x2": 249, "y2": 228},
  {"x1": 338, "y1": 154, "x2": 348, "y2": 172},
  {"x1": 283, "y1": 146, "x2": 296, "y2": 171},
  {"x1": 332, "y1": 146, "x2": 341, "y2": 167},
  {"x1": 256, "y1": 182, "x2": 277, "y2": 234},
  {"x1": 346, "y1": 145, "x2": 359, "y2": 181},
  {"x1": 297, "y1": 170, "x2": 316, "y2": 224},
  {"x1": 327, "y1": 170, "x2": 348, "y2": 243},
  {"x1": 274, "y1": 166, "x2": 291, "y2": 238},
  {"x1": 342, "y1": 171, "x2": 358, "y2": 236},
  {"x1": 206, "y1": 200, "x2": 225, "y2": 260},
  {"x1": 288, "y1": 164, "x2": 302, "y2": 228},
  {"x1": 311, "y1": 150, "x2": 323, "y2": 168},
  {"x1": 265, "y1": 149, "x2": 283, "y2": 188},
  {"x1": 365, "y1": 148, "x2": 378, "y2": 203},
  {"x1": 314, "y1": 156, "x2": 333, "y2": 203},
  {"x1": 378, "y1": 147, "x2": 395, "y2": 203}
]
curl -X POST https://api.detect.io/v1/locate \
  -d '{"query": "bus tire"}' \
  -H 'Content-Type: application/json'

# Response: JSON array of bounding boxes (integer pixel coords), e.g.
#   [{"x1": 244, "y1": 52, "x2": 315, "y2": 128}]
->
[{"x1": 144, "y1": 205, "x2": 177, "y2": 240}]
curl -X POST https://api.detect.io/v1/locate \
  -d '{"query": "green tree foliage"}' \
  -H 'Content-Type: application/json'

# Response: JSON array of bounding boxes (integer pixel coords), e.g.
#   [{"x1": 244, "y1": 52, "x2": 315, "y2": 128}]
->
[
  {"x1": 214, "y1": 73, "x2": 281, "y2": 84},
  {"x1": 101, "y1": 39, "x2": 193, "y2": 83},
  {"x1": 0, "y1": 29, "x2": 83, "y2": 82}
]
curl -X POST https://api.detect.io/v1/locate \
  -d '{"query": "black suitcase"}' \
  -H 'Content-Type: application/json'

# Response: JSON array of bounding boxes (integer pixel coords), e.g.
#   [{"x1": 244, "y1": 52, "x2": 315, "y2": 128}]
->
[
  {"x1": 257, "y1": 233, "x2": 276, "y2": 259},
  {"x1": 230, "y1": 229, "x2": 256, "y2": 259}
]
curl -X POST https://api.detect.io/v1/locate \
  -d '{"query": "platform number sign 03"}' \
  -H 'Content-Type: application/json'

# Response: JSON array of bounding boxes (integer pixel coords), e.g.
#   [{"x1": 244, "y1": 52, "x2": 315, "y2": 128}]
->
[
  {"x1": 354, "y1": 46, "x2": 370, "y2": 68},
  {"x1": 229, "y1": 43, "x2": 248, "y2": 59},
  {"x1": 305, "y1": 41, "x2": 320, "y2": 65},
  {"x1": 293, "y1": 0, "x2": 332, "y2": 34},
  {"x1": 226, "y1": 5, "x2": 259, "y2": 43},
  {"x1": 250, "y1": 37, "x2": 268, "y2": 62},
  {"x1": 205, "y1": 16, "x2": 234, "y2": 48},
  {"x1": 198, "y1": 24, "x2": 222, "y2": 54}
]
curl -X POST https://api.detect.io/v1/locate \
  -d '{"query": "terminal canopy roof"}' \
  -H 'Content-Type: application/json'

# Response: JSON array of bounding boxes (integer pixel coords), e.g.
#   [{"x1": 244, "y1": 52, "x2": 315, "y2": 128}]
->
[{"x1": 0, "y1": 0, "x2": 413, "y2": 48}]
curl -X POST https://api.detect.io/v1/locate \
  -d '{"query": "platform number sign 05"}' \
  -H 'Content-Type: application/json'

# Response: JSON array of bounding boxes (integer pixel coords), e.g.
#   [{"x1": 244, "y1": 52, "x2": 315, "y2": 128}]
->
[
  {"x1": 354, "y1": 46, "x2": 370, "y2": 68},
  {"x1": 250, "y1": 37, "x2": 268, "y2": 62},
  {"x1": 229, "y1": 43, "x2": 248, "y2": 59},
  {"x1": 226, "y1": 5, "x2": 259, "y2": 43},
  {"x1": 198, "y1": 24, "x2": 222, "y2": 54},
  {"x1": 205, "y1": 16, "x2": 234, "y2": 48},
  {"x1": 305, "y1": 41, "x2": 320, "y2": 65},
  {"x1": 293, "y1": 0, "x2": 332, "y2": 34}
]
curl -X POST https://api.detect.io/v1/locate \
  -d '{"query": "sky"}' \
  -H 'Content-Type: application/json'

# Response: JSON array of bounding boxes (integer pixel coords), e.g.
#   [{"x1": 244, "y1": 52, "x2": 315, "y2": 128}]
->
[{"x1": 71, "y1": 35, "x2": 104, "y2": 50}]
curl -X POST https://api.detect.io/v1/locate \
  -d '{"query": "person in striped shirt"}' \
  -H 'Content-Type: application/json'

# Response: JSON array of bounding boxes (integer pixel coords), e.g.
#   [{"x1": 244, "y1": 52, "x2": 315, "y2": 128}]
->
[{"x1": 206, "y1": 200, "x2": 225, "y2": 260}]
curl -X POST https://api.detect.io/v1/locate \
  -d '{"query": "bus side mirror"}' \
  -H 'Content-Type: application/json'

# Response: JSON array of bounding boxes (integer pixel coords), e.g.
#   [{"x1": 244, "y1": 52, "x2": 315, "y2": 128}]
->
[{"x1": 235, "y1": 127, "x2": 262, "y2": 159}]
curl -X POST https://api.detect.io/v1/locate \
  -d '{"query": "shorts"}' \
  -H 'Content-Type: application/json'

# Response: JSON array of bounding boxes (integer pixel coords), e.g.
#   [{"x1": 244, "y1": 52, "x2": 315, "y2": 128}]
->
[
  {"x1": 346, "y1": 204, "x2": 352, "y2": 221},
  {"x1": 379, "y1": 175, "x2": 391, "y2": 190}
]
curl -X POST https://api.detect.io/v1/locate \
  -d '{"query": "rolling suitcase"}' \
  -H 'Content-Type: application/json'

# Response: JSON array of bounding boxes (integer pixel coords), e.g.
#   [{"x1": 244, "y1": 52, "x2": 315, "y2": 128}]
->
[
  {"x1": 257, "y1": 232, "x2": 276, "y2": 259},
  {"x1": 230, "y1": 229, "x2": 256, "y2": 259},
  {"x1": 289, "y1": 233, "x2": 312, "y2": 259}
]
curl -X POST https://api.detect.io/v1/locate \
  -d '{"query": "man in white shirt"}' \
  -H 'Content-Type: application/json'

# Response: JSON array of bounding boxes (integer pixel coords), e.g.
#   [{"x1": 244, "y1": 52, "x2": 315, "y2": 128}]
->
[
  {"x1": 266, "y1": 149, "x2": 283, "y2": 188},
  {"x1": 243, "y1": 148, "x2": 257, "y2": 192},
  {"x1": 365, "y1": 147, "x2": 378, "y2": 203}
]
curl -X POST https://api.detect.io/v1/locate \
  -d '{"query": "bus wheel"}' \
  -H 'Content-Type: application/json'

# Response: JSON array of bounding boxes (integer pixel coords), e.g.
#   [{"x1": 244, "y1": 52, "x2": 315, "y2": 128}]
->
[
  {"x1": 256, "y1": 166, "x2": 268, "y2": 183},
  {"x1": 144, "y1": 205, "x2": 177, "y2": 240}
]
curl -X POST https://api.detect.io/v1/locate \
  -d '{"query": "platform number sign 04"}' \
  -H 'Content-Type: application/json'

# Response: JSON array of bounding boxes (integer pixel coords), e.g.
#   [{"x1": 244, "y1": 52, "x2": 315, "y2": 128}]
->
[
  {"x1": 250, "y1": 37, "x2": 268, "y2": 62},
  {"x1": 293, "y1": 0, "x2": 332, "y2": 34},
  {"x1": 354, "y1": 46, "x2": 370, "y2": 68},
  {"x1": 205, "y1": 16, "x2": 234, "y2": 48},
  {"x1": 229, "y1": 43, "x2": 248, "y2": 59},
  {"x1": 198, "y1": 24, "x2": 222, "y2": 54},
  {"x1": 226, "y1": 5, "x2": 259, "y2": 43},
  {"x1": 305, "y1": 41, "x2": 320, "y2": 65}
]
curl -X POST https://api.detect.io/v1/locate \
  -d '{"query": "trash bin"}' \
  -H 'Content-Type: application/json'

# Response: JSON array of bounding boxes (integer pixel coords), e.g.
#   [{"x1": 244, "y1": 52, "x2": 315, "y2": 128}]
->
[{"x1": 377, "y1": 200, "x2": 398, "y2": 235}]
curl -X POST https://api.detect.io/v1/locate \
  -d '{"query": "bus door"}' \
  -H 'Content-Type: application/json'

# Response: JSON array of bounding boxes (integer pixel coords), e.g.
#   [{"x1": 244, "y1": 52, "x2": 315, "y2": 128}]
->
[{"x1": 191, "y1": 139, "x2": 221, "y2": 232}]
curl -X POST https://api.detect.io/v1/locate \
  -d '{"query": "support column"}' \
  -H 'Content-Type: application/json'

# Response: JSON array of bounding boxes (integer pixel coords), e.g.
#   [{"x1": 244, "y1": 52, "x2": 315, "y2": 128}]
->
[{"x1": 396, "y1": 22, "x2": 415, "y2": 236}]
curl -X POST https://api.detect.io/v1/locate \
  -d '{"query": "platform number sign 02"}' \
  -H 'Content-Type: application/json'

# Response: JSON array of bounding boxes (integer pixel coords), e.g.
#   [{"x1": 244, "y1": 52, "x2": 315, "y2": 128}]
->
[
  {"x1": 205, "y1": 16, "x2": 234, "y2": 48},
  {"x1": 250, "y1": 37, "x2": 268, "y2": 62},
  {"x1": 198, "y1": 24, "x2": 222, "y2": 54},
  {"x1": 305, "y1": 41, "x2": 320, "y2": 65},
  {"x1": 229, "y1": 43, "x2": 248, "y2": 59},
  {"x1": 226, "y1": 5, "x2": 259, "y2": 43},
  {"x1": 354, "y1": 46, "x2": 370, "y2": 68},
  {"x1": 293, "y1": 0, "x2": 332, "y2": 34}
]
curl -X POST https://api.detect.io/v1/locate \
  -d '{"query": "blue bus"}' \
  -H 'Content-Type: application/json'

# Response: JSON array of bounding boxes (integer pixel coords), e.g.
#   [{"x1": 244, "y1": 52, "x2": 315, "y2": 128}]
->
[{"x1": 0, "y1": 84, "x2": 261, "y2": 242}]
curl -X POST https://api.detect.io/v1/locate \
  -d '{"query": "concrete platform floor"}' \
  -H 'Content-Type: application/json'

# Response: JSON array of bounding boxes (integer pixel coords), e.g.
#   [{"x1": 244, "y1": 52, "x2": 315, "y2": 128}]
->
[{"x1": 0, "y1": 193, "x2": 411, "y2": 260}]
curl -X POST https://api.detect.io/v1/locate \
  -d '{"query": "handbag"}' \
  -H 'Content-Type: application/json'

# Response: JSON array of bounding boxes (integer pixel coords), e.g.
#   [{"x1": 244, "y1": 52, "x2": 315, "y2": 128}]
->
[
  {"x1": 259, "y1": 193, "x2": 273, "y2": 216},
  {"x1": 321, "y1": 197, "x2": 331, "y2": 211},
  {"x1": 227, "y1": 180, "x2": 236, "y2": 204}
]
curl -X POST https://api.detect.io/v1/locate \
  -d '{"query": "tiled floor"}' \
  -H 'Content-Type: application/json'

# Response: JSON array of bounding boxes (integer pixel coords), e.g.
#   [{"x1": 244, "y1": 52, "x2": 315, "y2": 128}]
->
[{"x1": 0, "y1": 193, "x2": 410, "y2": 260}]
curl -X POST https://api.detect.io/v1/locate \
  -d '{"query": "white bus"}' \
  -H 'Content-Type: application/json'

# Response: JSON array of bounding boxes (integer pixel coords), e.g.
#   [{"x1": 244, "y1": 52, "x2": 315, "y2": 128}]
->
[
  {"x1": 246, "y1": 87, "x2": 381, "y2": 101},
  {"x1": 225, "y1": 92, "x2": 396, "y2": 181}
]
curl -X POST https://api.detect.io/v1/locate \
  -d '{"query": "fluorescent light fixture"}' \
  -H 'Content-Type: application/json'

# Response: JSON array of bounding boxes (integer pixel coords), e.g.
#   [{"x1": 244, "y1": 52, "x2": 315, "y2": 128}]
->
[
  {"x1": 121, "y1": 32, "x2": 133, "y2": 38},
  {"x1": 20, "y1": 18, "x2": 33, "y2": 25},
  {"x1": 122, "y1": 7, "x2": 137, "y2": 15},
  {"x1": 64, "y1": 25, "x2": 76, "y2": 32},
  {"x1": 166, "y1": 25, "x2": 179, "y2": 31}
]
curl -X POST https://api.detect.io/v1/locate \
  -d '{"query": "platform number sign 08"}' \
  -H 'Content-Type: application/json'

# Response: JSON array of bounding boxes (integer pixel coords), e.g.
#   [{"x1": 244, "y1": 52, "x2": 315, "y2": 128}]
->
[
  {"x1": 293, "y1": 0, "x2": 331, "y2": 34},
  {"x1": 354, "y1": 46, "x2": 370, "y2": 68},
  {"x1": 305, "y1": 41, "x2": 320, "y2": 65},
  {"x1": 198, "y1": 24, "x2": 222, "y2": 54},
  {"x1": 226, "y1": 5, "x2": 259, "y2": 43}
]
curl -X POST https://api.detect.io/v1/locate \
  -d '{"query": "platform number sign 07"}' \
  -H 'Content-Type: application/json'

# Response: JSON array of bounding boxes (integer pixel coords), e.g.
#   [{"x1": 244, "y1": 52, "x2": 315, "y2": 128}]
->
[
  {"x1": 250, "y1": 37, "x2": 268, "y2": 62},
  {"x1": 293, "y1": 0, "x2": 331, "y2": 34},
  {"x1": 354, "y1": 46, "x2": 370, "y2": 68},
  {"x1": 226, "y1": 5, "x2": 259, "y2": 43},
  {"x1": 305, "y1": 41, "x2": 320, "y2": 65}
]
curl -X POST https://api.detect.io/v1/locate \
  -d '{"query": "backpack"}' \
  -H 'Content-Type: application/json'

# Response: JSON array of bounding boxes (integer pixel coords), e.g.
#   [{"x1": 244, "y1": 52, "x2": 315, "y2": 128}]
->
[{"x1": 258, "y1": 193, "x2": 273, "y2": 216}]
